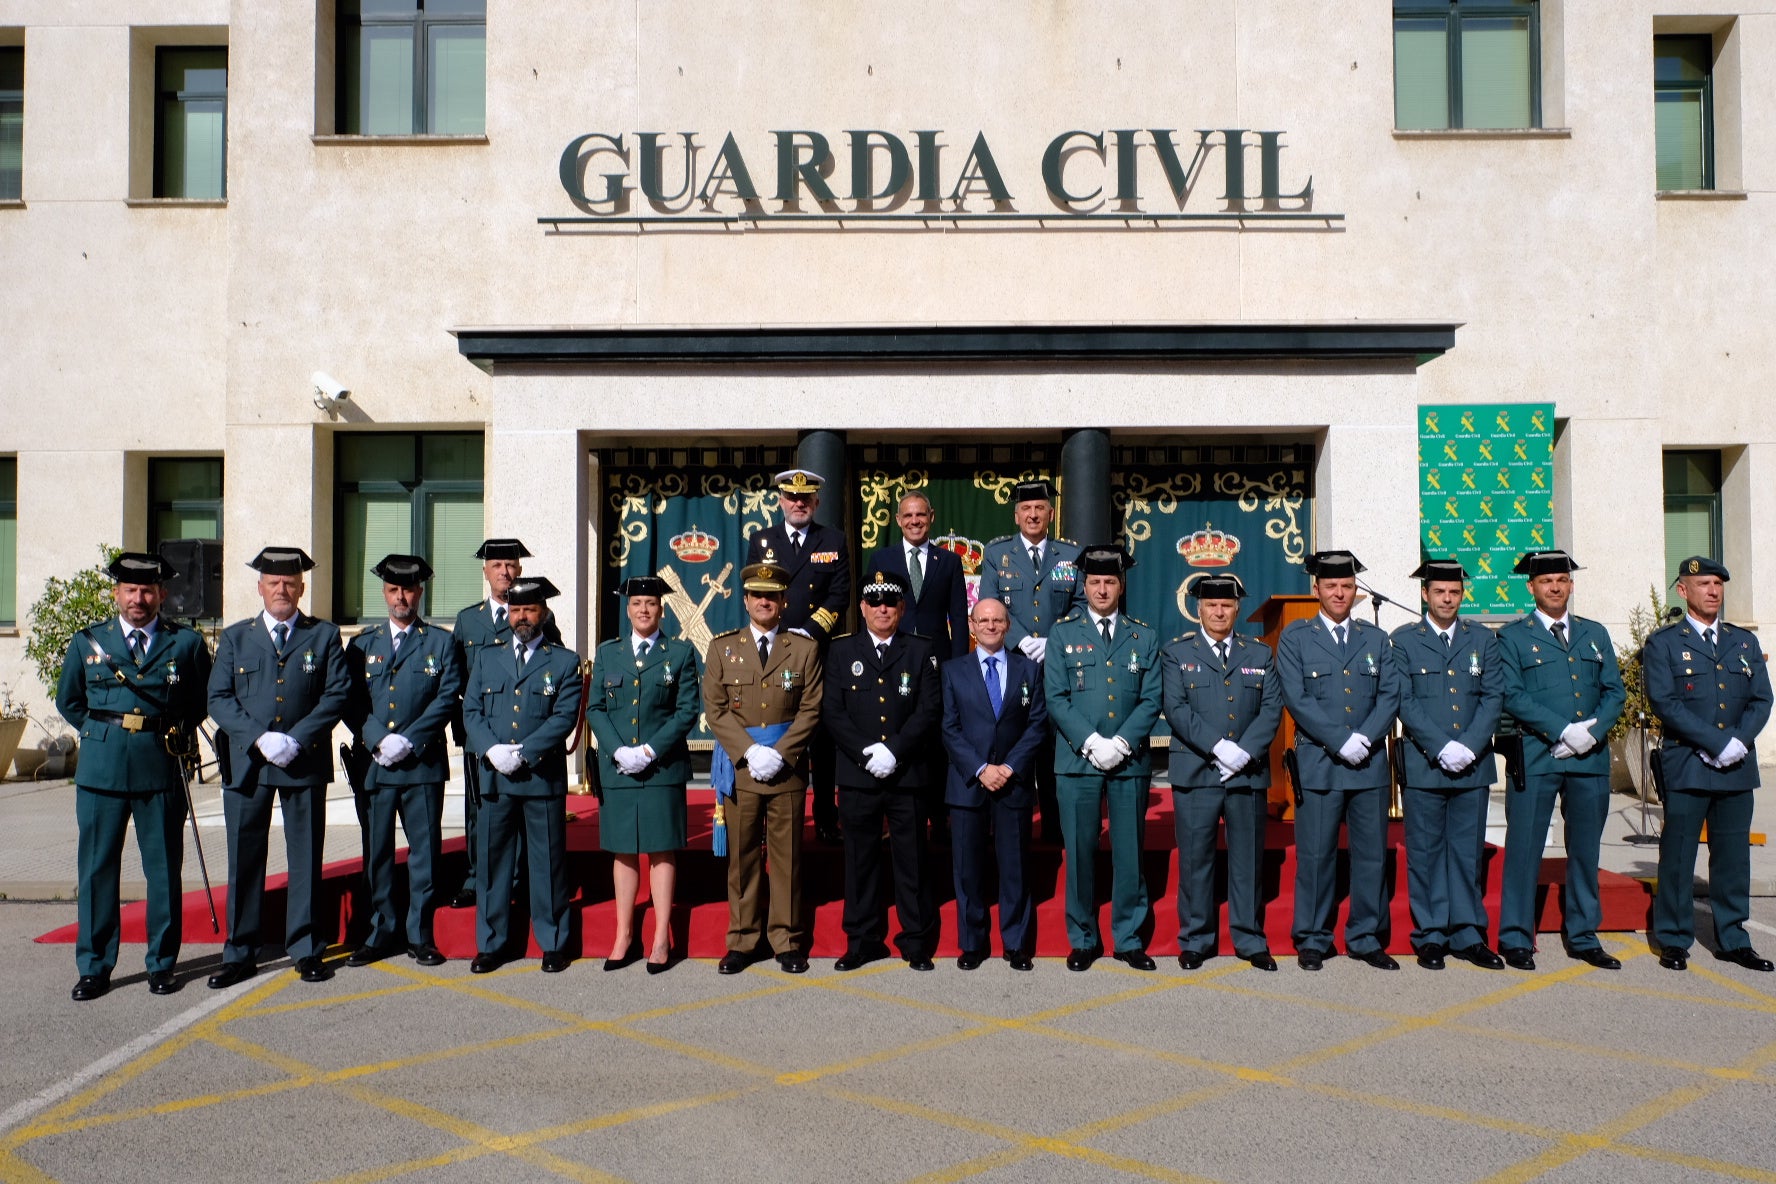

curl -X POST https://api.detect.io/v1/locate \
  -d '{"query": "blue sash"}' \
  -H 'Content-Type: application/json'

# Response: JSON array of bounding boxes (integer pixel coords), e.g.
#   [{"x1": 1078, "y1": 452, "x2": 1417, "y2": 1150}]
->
[{"x1": 709, "y1": 723, "x2": 791, "y2": 801}]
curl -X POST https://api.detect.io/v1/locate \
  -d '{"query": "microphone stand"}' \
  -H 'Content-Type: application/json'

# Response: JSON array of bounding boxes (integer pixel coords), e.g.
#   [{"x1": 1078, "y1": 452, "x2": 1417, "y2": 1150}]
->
[{"x1": 1356, "y1": 580, "x2": 1414, "y2": 627}]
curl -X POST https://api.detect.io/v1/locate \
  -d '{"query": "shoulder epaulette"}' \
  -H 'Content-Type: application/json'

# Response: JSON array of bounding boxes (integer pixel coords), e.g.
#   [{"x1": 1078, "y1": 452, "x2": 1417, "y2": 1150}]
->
[
  {"x1": 1171, "y1": 631, "x2": 1198, "y2": 643},
  {"x1": 831, "y1": 631, "x2": 857, "y2": 641},
  {"x1": 1054, "y1": 537, "x2": 1077, "y2": 546},
  {"x1": 1056, "y1": 611, "x2": 1083, "y2": 625},
  {"x1": 1124, "y1": 615, "x2": 1150, "y2": 629},
  {"x1": 710, "y1": 627, "x2": 744, "y2": 641},
  {"x1": 985, "y1": 533, "x2": 1019, "y2": 547}
]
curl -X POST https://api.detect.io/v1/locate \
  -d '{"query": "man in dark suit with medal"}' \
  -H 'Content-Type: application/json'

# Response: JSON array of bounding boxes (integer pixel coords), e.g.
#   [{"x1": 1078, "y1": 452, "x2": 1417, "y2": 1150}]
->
[
  {"x1": 824, "y1": 571, "x2": 943, "y2": 971},
  {"x1": 342, "y1": 554, "x2": 463, "y2": 968},
  {"x1": 206, "y1": 546, "x2": 352, "y2": 988},
  {"x1": 1495, "y1": 550, "x2": 1625, "y2": 970},
  {"x1": 1160, "y1": 573, "x2": 1283, "y2": 972},
  {"x1": 461, "y1": 576, "x2": 584, "y2": 973},
  {"x1": 864, "y1": 491, "x2": 969, "y2": 659},
  {"x1": 448, "y1": 537, "x2": 558, "y2": 910},
  {"x1": 940, "y1": 597, "x2": 1048, "y2": 971},
  {"x1": 1044, "y1": 544, "x2": 1163, "y2": 971},
  {"x1": 56, "y1": 553, "x2": 212, "y2": 1001},
  {"x1": 747, "y1": 468, "x2": 851, "y2": 844},
  {"x1": 1277, "y1": 550, "x2": 1403, "y2": 972},
  {"x1": 1646, "y1": 556, "x2": 1773, "y2": 973},
  {"x1": 1389, "y1": 560, "x2": 1506, "y2": 971}
]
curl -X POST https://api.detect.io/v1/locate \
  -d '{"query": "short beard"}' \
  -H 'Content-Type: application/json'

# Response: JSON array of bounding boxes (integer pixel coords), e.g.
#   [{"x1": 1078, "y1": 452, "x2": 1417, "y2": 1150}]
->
[{"x1": 512, "y1": 621, "x2": 539, "y2": 645}]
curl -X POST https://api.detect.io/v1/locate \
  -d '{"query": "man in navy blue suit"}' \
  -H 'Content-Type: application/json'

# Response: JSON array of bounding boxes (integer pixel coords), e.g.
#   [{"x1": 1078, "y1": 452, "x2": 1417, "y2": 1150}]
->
[
  {"x1": 865, "y1": 492, "x2": 969, "y2": 659},
  {"x1": 940, "y1": 598, "x2": 1048, "y2": 971}
]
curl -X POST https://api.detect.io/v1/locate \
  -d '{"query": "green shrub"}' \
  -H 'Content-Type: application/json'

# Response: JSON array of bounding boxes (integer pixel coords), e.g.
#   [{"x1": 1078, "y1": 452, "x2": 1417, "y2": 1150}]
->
[{"x1": 25, "y1": 546, "x2": 124, "y2": 697}]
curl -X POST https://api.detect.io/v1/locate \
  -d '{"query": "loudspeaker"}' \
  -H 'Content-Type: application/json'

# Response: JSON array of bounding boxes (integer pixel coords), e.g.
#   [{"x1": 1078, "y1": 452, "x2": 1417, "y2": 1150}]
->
[{"x1": 158, "y1": 539, "x2": 223, "y2": 619}]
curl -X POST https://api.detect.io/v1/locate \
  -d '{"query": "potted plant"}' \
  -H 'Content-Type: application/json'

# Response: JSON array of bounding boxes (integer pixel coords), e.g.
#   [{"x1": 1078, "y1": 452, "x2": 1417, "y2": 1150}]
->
[
  {"x1": 1608, "y1": 585, "x2": 1673, "y2": 796},
  {"x1": 0, "y1": 684, "x2": 27, "y2": 779},
  {"x1": 21, "y1": 545, "x2": 125, "y2": 777}
]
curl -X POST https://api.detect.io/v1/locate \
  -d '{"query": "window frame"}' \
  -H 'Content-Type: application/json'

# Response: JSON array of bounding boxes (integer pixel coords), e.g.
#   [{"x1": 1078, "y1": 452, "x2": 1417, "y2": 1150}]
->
[
  {"x1": 1662, "y1": 449, "x2": 1723, "y2": 586},
  {"x1": 147, "y1": 457, "x2": 224, "y2": 552},
  {"x1": 0, "y1": 457, "x2": 16, "y2": 626},
  {"x1": 336, "y1": 0, "x2": 486, "y2": 137},
  {"x1": 1653, "y1": 34, "x2": 1714, "y2": 191},
  {"x1": 0, "y1": 46, "x2": 22, "y2": 202},
  {"x1": 333, "y1": 431, "x2": 484, "y2": 624},
  {"x1": 152, "y1": 45, "x2": 228, "y2": 199},
  {"x1": 1394, "y1": 0, "x2": 1542, "y2": 131}
]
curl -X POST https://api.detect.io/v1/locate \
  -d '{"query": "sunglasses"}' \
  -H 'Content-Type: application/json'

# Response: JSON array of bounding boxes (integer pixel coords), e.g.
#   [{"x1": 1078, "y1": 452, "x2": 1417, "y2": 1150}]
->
[{"x1": 862, "y1": 594, "x2": 903, "y2": 607}]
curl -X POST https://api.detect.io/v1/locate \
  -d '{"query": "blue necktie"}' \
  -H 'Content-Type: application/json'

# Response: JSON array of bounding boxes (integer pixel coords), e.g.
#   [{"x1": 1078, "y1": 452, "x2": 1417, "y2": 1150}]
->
[
  {"x1": 984, "y1": 655, "x2": 1003, "y2": 718},
  {"x1": 272, "y1": 622, "x2": 289, "y2": 654}
]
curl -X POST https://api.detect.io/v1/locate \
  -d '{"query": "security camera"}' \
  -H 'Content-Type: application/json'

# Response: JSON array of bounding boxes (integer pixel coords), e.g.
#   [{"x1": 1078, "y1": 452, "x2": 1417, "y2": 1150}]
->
[{"x1": 312, "y1": 371, "x2": 351, "y2": 412}]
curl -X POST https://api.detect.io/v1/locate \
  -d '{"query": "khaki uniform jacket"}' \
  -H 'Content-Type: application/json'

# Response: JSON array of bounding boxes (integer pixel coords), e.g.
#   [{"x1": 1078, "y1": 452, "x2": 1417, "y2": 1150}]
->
[{"x1": 701, "y1": 627, "x2": 823, "y2": 795}]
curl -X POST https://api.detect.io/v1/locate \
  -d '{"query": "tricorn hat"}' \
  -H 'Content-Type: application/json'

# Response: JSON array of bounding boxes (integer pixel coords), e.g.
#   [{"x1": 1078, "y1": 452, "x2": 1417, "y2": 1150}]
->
[
  {"x1": 108, "y1": 552, "x2": 171, "y2": 585},
  {"x1": 1512, "y1": 550, "x2": 1581, "y2": 576},
  {"x1": 248, "y1": 546, "x2": 316, "y2": 575},
  {"x1": 371, "y1": 554, "x2": 433, "y2": 587},
  {"x1": 1304, "y1": 550, "x2": 1365, "y2": 579},
  {"x1": 474, "y1": 538, "x2": 532, "y2": 560},
  {"x1": 504, "y1": 577, "x2": 560, "y2": 605}
]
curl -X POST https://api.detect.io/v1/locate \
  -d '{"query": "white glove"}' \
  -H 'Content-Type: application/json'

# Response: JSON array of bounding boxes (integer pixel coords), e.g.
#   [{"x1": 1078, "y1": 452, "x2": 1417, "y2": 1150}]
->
[
  {"x1": 1212, "y1": 739, "x2": 1250, "y2": 774},
  {"x1": 1717, "y1": 737, "x2": 1749, "y2": 767},
  {"x1": 255, "y1": 731, "x2": 300, "y2": 767},
  {"x1": 612, "y1": 745, "x2": 652, "y2": 775},
  {"x1": 1337, "y1": 733, "x2": 1371, "y2": 765},
  {"x1": 1551, "y1": 740, "x2": 1574, "y2": 759},
  {"x1": 1698, "y1": 749, "x2": 1722, "y2": 769},
  {"x1": 1110, "y1": 735, "x2": 1132, "y2": 759},
  {"x1": 744, "y1": 743, "x2": 785, "y2": 781},
  {"x1": 862, "y1": 742, "x2": 898, "y2": 779},
  {"x1": 788, "y1": 627, "x2": 813, "y2": 639},
  {"x1": 485, "y1": 743, "x2": 524, "y2": 775},
  {"x1": 1560, "y1": 720, "x2": 1598, "y2": 755},
  {"x1": 1215, "y1": 760, "x2": 1237, "y2": 783},
  {"x1": 1018, "y1": 636, "x2": 1048, "y2": 662},
  {"x1": 1082, "y1": 733, "x2": 1120, "y2": 772},
  {"x1": 375, "y1": 734, "x2": 414, "y2": 766},
  {"x1": 1437, "y1": 741, "x2": 1476, "y2": 774}
]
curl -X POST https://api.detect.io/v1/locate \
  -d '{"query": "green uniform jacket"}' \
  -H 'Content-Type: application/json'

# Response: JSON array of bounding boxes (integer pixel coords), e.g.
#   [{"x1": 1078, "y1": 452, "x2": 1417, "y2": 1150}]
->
[
  {"x1": 449, "y1": 598, "x2": 562, "y2": 749},
  {"x1": 463, "y1": 639, "x2": 585, "y2": 798},
  {"x1": 55, "y1": 617, "x2": 212, "y2": 795},
  {"x1": 207, "y1": 613, "x2": 350, "y2": 791},
  {"x1": 978, "y1": 535, "x2": 1082, "y2": 647},
  {"x1": 344, "y1": 618, "x2": 464, "y2": 791},
  {"x1": 1044, "y1": 612, "x2": 1163, "y2": 777},
  {"x1": 585, "y1": 632, "x2": 702, "y2": 789},
  {"x1": 1496, "y1": 613, "x2": 1625, "y2": 779}
]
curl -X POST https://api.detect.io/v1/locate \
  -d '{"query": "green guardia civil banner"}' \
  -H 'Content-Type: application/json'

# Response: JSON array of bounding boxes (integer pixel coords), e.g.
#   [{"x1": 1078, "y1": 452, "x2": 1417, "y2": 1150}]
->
[
  {"x1": 1114, "y1": 463, "x2": 1313, "y2": 639},
  {"x1": 1418, "y1": 403, "x2": 1555, "y2": 615}
]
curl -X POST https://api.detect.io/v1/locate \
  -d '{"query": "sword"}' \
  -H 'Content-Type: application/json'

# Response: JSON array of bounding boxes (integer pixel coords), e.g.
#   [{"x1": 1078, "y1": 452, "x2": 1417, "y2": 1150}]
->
[{"x1": 168, "y1": 727, "x2": 220, "y2": 934}]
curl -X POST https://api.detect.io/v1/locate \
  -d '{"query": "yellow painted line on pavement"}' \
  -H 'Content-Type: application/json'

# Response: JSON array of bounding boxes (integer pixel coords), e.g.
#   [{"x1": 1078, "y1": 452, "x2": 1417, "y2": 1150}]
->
[
  {"x1": 1439, "y1": 1021, "x2": 1756, "y2": 1079},
  {"x1": 1579, "y1": 976, "x2": 1776, "y2": 1015},
  {"x1": 0, "y1": 1148, "x2": 61, "y2": 1184}
]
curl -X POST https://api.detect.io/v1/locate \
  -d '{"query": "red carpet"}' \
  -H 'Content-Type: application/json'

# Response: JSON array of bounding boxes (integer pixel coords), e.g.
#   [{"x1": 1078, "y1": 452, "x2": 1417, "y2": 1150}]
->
[{"x1": 36, "y1": 788, "x2": 1652, "y2": 959}]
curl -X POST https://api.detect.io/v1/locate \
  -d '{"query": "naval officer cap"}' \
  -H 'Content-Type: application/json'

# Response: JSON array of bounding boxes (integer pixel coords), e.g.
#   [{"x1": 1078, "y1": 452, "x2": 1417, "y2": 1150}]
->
[
  {"x1": 504, "y1": 577, "x2": 560, "y2": 605},
  {"x1": 1512, "y1": 550, "x2": 1582, "y2": 576},
  {"x1": 1304, "y1": 550, "x2": 1364, "y2": 579},
  {"x1": 1674, "y1": 555, "x2": 1730, "y2": 581},
  {"x1": 773, "y1": 469, "x2": 825, "y2": 496},
  {"x1": 1410, "y1": 559, "x2": 1469, "y2": 583},
  {"x1": 372, "y1": 553, "x2": 433, "y2": 587},
  {"x1": 740, "y1": 562, "x2": 789, "y2": 593},
  {"x1": 1189, "y1": 573, "x2": 1247, "y2": 600},
  {"x1": 108, "y1": 552, "x2": 171, "y2": 585},
  {"x1": 1079, "y1": 544, "x2": 1133, "y2": 577},
  {"x1": 248, "y1": 546, "x2": 316, "y2": 575},
  {"x1": 474, "y1": 538, "x2": 532, "y2": 560},
  {"x1": 1012, "y1": 479, "x2": 1055, "y2": 504},
  {"x1": 618, "y1": 575, "x2": 669, "y2": 599},
  {"x1": 860, "y1": 570, "x2": 910, "y2": 602}
]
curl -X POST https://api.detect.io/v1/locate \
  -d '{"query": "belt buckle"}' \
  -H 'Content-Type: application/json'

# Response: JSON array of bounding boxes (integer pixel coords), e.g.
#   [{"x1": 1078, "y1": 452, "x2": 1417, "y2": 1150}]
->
[{"x1": 121, "y1": 711, "x2": 147, "y2": 733}]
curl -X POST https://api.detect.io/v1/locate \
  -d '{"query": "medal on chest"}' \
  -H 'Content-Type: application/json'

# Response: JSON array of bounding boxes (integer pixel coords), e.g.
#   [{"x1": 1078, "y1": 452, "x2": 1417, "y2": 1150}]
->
[
  {"x1": 542, "y1": 670, "x2": 556, "y2": 696},
  {"x1": 302, "y1": 649, "x2": 316, "y2": 674}
]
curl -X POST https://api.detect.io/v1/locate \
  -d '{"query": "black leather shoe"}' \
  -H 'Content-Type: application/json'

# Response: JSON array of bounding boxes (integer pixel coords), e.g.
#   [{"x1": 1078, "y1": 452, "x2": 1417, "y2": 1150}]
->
[
  {"x1": 1353, "y1": 949, "x2": 1401, "y2": 971},
  {"x1": 207, "y1": 961, "x2": 256, "y2": 989},
  {"x1": 1241, "y1": 952, "x2": 1278, "y2": 972},
  {"x1": 717, "y1": 950, "x2": 751, "y2": 975},
  {"x1": 71, "y1": 974, "x2": 110, "y2": 1002},
  {"x1": 1178, "y1": 950, "x2": 1206, "y2": 970},
  {"x1": 1297, "y1": 949, "x2": 1324, "y2": 972},
  {"x1": 603, "y1": 940, "x2": 643, "y2": 972},
  {"x1": 776, "y1": 951, "x2": 809, "y2": 974},
  {"x1": 147, "y1": 970, "x2": 180, "y2": 995},
  {"x1": 540, "y1": 951, "x2": 571, "y2": 973},
  {"x1": 346, "y1": 944, "x2": 394, "y2": 968},
  {"x1": 956, "y1": 950, "x2": 988, "y2": 971},
  {"x1": 407, "y1": 943, "x2": 446, "y2": 967},
  {"x1": 1113, "y1": 949, "x2": 1157, "y2": 971},
  {"x1": 297, "y1": 956, "x2": 332, "y2": 983},
  {"x1": 1452, "y1": 943, "x2": 1505, "y2": 970},
  {"x1": 835, "y1": 944, "x2": 888, "y2": 972},
  {"x1": 469, "y1": 952, "x2": 507, "y2": 974},
  {"x1": 1066, "y1": 948, "x2": 1099, "y2": 972},
  {"x1": 1006, "y1": 950, "x2": 1034, "y2": 972},
  {"x1": 1416, "y1": 944, "x2": 1447, "y2": 971},
  {"x1": 1714, "y1": 946, "x2": 1776, "y2": 972},
  {"x1": 1569, "y1": 947, "x2": 1622, "y2": 970},
  {"x1": 448, "y1": 887, "x2": 476, "y2": 910},
  {"x1": 1501, "y1": 946, "x2": 1536, "y2": 971},
  {"x1": 1658, "y1": 946, "x2": 1689, "y2": 971},
  {"x1": 907, "y1": 957, "x2": 936, "y2": 972},
  {"x1": 815, "y1": 824, "x2": 843, "y2": 845}
]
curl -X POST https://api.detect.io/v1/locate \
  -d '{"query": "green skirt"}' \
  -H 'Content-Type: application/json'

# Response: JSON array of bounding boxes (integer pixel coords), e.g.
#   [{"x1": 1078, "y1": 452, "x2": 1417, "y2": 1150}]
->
[{"x1": 598, "y1": 783, "x2": 688, "y2": 854}]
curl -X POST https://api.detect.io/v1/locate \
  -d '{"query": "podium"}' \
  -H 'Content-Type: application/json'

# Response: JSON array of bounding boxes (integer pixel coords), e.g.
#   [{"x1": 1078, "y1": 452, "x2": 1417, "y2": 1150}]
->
[{"x1": 1247, "y1": 594, "x2": 1321, "y2": 819}]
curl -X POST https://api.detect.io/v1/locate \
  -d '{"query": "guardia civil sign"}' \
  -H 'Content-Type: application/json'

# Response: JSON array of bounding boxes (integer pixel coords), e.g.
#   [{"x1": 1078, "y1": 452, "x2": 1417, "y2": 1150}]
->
[{"x1": 1418, "y1": 403, "x2": 1555, "y2": 616}]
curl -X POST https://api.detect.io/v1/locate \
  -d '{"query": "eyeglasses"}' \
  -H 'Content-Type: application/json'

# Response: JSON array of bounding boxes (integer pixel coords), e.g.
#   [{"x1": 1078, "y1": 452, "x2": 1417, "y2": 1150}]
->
[{"x1": 862, "y1": 594, "x2": 902, "y2": 607}]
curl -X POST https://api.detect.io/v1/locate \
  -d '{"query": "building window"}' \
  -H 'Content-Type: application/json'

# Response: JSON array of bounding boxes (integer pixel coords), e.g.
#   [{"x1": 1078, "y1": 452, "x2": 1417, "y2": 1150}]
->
[
  {"x1": 1663, "y1": 450, "x2": 1721, "y2": 586},
  {"x1": 148, "y1": 458, "x2": 223, "y2": 549},
  {"x1": 335, "y1": 432, "x2": 483, "y2": 622},
  {"x1": 155, "y1": 47, "x2": 227, "y2": 198},
  {"x1": 1655, "y1": 35, "x2": 1712, "y2": 191},
  {"x1": 338, "y1": 1, "x2": 485, "y2": 136},
  {"x1": 0, "y1": 458, "x2": 15, "y2": 625},
  {"x1": 0, "y1": 47, "x2": 21, "y2": 201},
  {"x1": 1395, "y1": 1, "x2": 1539, "y2": 130}
]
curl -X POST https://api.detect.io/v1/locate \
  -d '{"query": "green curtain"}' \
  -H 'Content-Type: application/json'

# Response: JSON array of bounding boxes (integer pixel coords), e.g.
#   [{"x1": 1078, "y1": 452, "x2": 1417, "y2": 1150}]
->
[
  {"x1": 1655, "y1": 92, "x2": 1705, "y2": 190},
  {"x1": 1394, "y1": 19, "x2": 1450, "y2": 130},
  {"x1": 361, "y1": 27, "x2": 415, "y2": 134},
  {"x1": 0, "y1": 458, "x2": 15, "y2": 624},
  {"x1": 425, "y1": 491, "x2": 484, "y2": 619},
  {"x1": 342, "y1": 493, "x2": 412, "y2": 620},
  {"x1": 1461, "y1": 16, "x2": 1532, "y2": 129},
  {"x1": 428, "y1": 26, "x2": 485, "y2": 134}
]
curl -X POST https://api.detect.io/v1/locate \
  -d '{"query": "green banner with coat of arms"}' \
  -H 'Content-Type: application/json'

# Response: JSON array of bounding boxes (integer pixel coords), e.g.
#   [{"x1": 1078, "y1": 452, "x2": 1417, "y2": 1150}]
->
[{"x1": 1418, "y1": 403, "x2": 1555, "y2": 615}]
